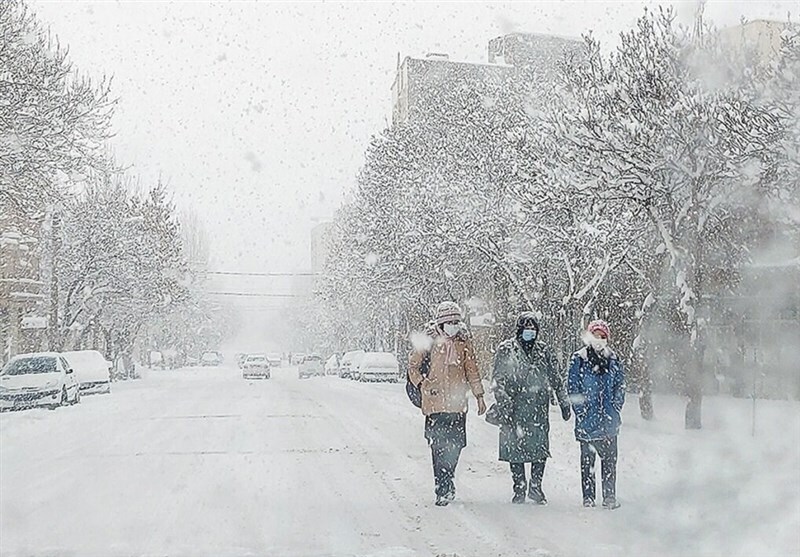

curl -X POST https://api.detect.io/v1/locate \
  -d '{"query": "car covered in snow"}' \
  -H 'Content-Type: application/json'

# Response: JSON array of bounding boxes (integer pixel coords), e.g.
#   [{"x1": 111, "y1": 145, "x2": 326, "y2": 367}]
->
[
  {"x1": 148, "y1": 350, "x2": 164, "y2": 368},
  {"x1": 325, "y1": 354, "x2": 340, "y2": 376},
  {"x1": 61, "y1": 350, "x2": 112, "y2": 394},
  {"x1": 338, "y1": 350, "x2": 365, "y2": 379},
  {"x1": 357, "y1": 352, "x2": 400, "y2": 382},
  {"x1": 266, "y1": 353, "x2": 282, "y2": 367},
  {"x1": 200, "y1": 351, "x2": 223, "y2": 366},
  {"x1": 0, "y1": 353, "x2": 81, "y2": 410},
  {"x1": 298, "y1": 354, "x2": 324, "y2": 379},
  {"x1": 242, "y1": 354, "x2": 271, "y2": 379}
]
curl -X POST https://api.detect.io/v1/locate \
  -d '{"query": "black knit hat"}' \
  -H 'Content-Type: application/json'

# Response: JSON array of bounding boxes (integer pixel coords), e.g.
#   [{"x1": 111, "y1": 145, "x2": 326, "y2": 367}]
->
[{"x1": 516, "y1": 311, "x2": 540, "y2": 334}]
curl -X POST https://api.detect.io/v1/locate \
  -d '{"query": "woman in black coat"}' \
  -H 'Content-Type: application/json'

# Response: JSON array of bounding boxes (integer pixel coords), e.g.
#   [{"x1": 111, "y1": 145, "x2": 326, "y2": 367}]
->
[{"x1": 492, "y1": 312, "x2": 571, "y2": 504}]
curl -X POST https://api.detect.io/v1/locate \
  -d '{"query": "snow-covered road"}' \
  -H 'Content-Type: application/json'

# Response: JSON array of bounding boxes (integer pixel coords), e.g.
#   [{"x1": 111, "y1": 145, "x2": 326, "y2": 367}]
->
[{"x1": 1, "y1": 365, "x2": 798, "y2": 557}]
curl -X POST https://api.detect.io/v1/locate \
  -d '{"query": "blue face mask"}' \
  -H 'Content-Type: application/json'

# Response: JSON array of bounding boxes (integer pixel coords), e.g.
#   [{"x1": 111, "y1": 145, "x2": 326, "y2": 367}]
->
[{"x1": 521, "y1": 329, "x2": 537, "y2": 342}]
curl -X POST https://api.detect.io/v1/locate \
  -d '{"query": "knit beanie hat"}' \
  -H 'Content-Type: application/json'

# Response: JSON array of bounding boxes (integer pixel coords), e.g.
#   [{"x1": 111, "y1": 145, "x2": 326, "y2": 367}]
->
[
  {"x1": 587, "y1": 320, "x2": 611, "y2": 339},
  {"x1": 435, "y1": 301, "x2": 463, "y2": 325}
]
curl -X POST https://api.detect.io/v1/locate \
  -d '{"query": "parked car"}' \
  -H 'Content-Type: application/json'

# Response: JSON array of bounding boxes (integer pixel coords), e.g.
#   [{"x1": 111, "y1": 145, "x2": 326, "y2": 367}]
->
[
  {"x1": 266, "y1": 353, "x2": 282, "y2": 367},
  {"x1": 290, "y1": 353, "x2": 306, "y2": 366},
  {"x1": 200, "y1": 351, "x2": 223, "y2": 366},
  {"x1": 242, "y1": 354, "x2": 271, "y2": 379},
  {"x1": 325, "y1": 354, "x2": 340, "y2": 376},
  {"x1": 298, "y1": 355, "x2": 324, "y2": 379},
  {"x1": 236, "y1": 353, "x2": 249, "y2": 368},
  {"x1": 161, "y1": 348, "x2": 179, "y2": 369},
  {"x1": 62, "y1": 350, "x2": 112, "y2": 395},
  {"x1": 357, "y1": 352, "x2": 401, "y2": 382},
  {"x1": 339, "y1": 350, "x2": 365, "y2": 379},
  {"x1": 148, "y1": 350, "x2": 164, "y2": 369},
  {"x1": 0, "y1": 353, "x2": 81, "y2": 411}
]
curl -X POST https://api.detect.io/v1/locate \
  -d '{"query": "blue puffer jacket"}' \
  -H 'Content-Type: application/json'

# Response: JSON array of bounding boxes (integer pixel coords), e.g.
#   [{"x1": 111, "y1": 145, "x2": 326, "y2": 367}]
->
[{"x1": 568, "y1": 347, "x2": 625, "y2": 441}]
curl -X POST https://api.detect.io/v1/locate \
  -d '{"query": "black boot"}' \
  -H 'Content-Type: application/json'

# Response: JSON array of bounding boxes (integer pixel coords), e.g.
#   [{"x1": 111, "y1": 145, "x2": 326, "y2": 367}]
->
[
  {"x1": 528, "y1": 485, "x2": 547, "y2": 505},
  {"x1": 528, "y1": 461, "x2": 547, "y2": 505},
  {"x1": 510, "y1": 463, "x2": 527, "y2": 504}
]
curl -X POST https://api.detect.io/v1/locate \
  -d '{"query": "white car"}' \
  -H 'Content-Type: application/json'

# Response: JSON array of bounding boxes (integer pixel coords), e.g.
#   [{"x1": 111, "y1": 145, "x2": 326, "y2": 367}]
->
[
  {"x1": 201, "y1": 351, "x2": 223, "y2": 366},
  {"x1": 339, "y1": 350, "x2": 365, "y2": 379},
  {"x1": 298, "y1": 355, "x2": 324, "y2": 379},
  {"x1": 266, "y1": 353, "x2": 282, "y2": 367},
  {"x1": 242, "y1": 354, "x2": 271, "y2": 379},
  {"x1": 62, "y1": 350, "x2": 112, "y2": 395},
  {"x1": 358, "y1": 352, "x2": 400, "y2": 382},
  {"x1": 0, "y1": 353, "x2": 81, "y2": 411},
  {"x1": 324, "y1": 354, "x2": 340, "y2": 376}
]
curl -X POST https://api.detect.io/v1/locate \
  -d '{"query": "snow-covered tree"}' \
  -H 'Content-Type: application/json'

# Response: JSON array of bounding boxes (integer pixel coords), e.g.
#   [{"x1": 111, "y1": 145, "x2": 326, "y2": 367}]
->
[
  {"x1": 319, "y1": 69, "x2": 531, "y2": 356},
  {"x1": 547, "y1": 8, "x2": 786, "y2": 428},
  {"x1": 55, "y1": 181, "x2": 188, "y2": 374},
  {"x1": 759, "y1": 27, "x2": 800, "y2": 239},
  {"x1": 0, "y1": 0, "x2": 113, "y2": 215},
  {"x1": 320, "y1": 10, "x2": 795, "y2": 422}
]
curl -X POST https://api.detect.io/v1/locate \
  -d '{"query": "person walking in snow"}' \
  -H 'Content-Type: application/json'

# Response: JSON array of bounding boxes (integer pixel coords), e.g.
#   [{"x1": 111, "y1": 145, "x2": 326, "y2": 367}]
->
[
  {"x1": 491, "y1": 312, "x2": 571, "y2": 504},
  {"x1": 568, "y1": 320, "x2": 625, "y2": 510},
  {"x1": 408, "y1": 301, "x2": 487, "y2": 507}
]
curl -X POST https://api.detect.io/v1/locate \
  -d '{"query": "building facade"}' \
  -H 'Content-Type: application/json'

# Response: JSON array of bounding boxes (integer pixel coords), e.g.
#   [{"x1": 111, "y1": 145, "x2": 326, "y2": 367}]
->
[
  {"x1": 718, "y1": 19, "x2": 797, "y2": 67},
  {"x1": 391, "y1": 33, "x2": 584, "y2": 127},
  {"x1": 0, "y1": 216, "x2": 47, "y2": 365},
  {"x1": 487, "y1": 32, "x2": 584, "y2": 78},
  {"x1": 391, "y1": 53, "x2": 517, "y2": 126}
]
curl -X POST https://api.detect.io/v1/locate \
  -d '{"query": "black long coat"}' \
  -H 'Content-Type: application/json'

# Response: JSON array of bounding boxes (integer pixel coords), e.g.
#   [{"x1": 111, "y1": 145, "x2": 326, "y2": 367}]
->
[{"x1": 493, "y1": 338, "x2": 568, "y2": 463}]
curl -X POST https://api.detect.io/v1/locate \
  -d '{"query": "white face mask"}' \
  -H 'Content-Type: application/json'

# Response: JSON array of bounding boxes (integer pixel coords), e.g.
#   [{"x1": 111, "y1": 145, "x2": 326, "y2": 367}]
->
[
  {"x1": 590, "y1": 337, "x2": 608, "y2": 351},
  {"x1": 443, "y1": 323, "x2": 459, "y2": 337}
]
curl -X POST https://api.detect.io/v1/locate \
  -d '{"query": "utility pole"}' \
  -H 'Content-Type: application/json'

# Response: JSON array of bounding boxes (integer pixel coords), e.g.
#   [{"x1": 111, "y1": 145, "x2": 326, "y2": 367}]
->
[{"x1": 47, "y1": 208, "x2": 62, "y2": 351}]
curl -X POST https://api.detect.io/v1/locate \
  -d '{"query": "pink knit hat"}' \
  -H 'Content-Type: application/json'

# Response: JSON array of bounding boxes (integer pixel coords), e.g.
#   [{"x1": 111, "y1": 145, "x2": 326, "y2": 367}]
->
[{"x1": 587, "y1": 320, "x2": 610, "y2": 339}]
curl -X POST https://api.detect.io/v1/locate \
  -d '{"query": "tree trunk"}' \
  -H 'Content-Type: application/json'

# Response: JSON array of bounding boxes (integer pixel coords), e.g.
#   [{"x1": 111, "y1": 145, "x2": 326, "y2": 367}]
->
[
  {"x1": 684, "y1": 343, "x2": 704, "y2": 429},
  {"x1": 640, "y1": 390, "x2": 655, "y2": 421},
  {"x1": 685, "y1": 388, "x2": 703, "y2": 429},
  {"x1": 637, "y1": 352, "x2": 655, "y2": 420},
  {"x1": 683, "y1": 182, "x2": 706, "y2": 430}
]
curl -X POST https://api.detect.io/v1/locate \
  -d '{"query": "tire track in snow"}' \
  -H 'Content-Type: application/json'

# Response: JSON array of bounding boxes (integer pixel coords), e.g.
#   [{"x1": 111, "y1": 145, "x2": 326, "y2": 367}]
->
[
  {"x1": 278, "y1": 376, "x2": 435, "y2": 556},
  {"x1": 296, "y1": 378, "x2": 543, "y2": 557}
]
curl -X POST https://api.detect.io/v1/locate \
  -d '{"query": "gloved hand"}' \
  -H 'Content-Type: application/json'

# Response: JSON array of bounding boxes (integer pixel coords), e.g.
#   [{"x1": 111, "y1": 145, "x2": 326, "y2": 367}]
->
[{"x1": 561, "y1": 404, "x2": 571, "y2": 421}]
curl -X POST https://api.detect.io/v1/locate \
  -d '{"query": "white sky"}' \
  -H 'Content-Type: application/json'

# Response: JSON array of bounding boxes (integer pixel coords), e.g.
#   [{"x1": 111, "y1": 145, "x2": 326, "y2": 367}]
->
[{"x1": 28, "y1": 0, "x2": 796, "y2": 317}]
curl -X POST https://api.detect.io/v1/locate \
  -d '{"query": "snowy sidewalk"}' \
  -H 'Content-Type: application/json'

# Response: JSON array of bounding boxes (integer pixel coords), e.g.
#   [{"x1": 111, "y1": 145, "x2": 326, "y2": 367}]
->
[{"x1": 1, "y1": 366, "x2": 798, "y2": 557}]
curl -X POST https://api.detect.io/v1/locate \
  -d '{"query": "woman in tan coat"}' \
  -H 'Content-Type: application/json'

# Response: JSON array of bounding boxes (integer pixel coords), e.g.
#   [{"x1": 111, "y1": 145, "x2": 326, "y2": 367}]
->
[{"x1": 408, "y1": 301, "x2": 486, "y2": 506}]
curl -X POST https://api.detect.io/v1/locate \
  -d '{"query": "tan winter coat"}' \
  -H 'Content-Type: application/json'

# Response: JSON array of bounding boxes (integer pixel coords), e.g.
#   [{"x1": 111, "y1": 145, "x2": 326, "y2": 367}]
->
[{"x1": 409, "y1": 333, "x2": 485, "y2": 416}]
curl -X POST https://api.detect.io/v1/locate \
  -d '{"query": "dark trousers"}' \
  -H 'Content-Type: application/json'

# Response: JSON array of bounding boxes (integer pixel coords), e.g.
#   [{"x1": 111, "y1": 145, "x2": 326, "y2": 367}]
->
[
  {"x1": 580, "y1": 437, "x2": 618, "y2": 502},
  {"x1": 426, "y1": 412, "x2": 466, "y2": 498},
  {"x1": 510, "y1": 461, "x2": 545, "y2": 493},
  {"x1": 432, "y1": 443, "x2": 461, "y2": 497}
]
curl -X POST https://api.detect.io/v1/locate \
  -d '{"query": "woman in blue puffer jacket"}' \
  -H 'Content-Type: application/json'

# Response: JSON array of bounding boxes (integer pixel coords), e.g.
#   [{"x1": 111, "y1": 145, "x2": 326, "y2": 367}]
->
[{"x1": 568, "y1": 320, "x2": 625, "y2": 510}]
